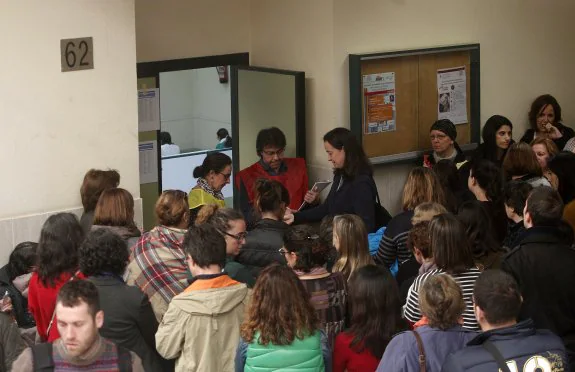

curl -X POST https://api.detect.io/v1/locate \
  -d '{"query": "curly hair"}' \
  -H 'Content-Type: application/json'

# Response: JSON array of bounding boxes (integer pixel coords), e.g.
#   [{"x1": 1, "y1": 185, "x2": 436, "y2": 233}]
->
[
  {"x1": 37, "y1": 213, "x2": 84, "y2": 287},
  {"x1": 283, "y1": 225, "x2": 331, "y2": 272},
  {"x1": 241, "y1": 264, "x2": 318, "y2": 345},
  {"x1": 79, "y1": 229, "x2": 129, "y2": 277}
]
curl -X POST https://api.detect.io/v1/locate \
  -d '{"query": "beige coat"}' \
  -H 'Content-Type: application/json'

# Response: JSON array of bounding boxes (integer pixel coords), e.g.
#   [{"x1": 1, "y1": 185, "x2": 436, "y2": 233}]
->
[{"x1": 156, "y1": 277, "x2": 250, "y2": 372}]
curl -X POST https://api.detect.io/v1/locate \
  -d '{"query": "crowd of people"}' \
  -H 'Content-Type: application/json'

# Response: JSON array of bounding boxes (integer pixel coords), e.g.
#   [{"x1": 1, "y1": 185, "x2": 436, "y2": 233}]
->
[{"x1": 0, "y1": 93, "x2": 574, "y2": 371}]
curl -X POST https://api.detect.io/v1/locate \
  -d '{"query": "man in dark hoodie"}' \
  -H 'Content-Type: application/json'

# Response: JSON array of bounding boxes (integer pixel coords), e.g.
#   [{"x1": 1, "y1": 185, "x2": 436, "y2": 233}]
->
[
  {"x1": 443, "y1": 269, "x2": 568, "y2": 372},
  {"x1": 501, "y1": 186, "x2": 575, "y2": 370}
]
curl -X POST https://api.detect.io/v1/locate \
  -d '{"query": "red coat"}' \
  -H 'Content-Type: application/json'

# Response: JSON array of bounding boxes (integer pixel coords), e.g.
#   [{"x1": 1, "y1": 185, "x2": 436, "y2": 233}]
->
[
  {"x1": 333, "y1": 331, "x2": 380, "y2": 372},
  {"x1": 28, "y1": 271, "x2": 85, "y2": 342},
  {"x1": 235, "y1": 158, "x2": 308, "y2": 211}
]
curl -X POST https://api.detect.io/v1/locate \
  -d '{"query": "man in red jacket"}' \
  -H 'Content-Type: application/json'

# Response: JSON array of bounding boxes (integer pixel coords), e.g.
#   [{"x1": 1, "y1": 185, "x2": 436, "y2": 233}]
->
[{"x1": 236, "y1": 127, "x2": 317, "y2": 224}]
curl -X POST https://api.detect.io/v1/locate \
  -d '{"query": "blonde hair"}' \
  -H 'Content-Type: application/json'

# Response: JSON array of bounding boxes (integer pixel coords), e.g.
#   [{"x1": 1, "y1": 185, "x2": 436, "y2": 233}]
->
[
  {"x1": 412, "y1": 202, "x2": 448, "y2": 224},
  {"x1": 402, "y1": 167, "x2": 445, "y2": 210},
  {"x1": 332, "y1": 215, "x2": 373, "y2": 281}
]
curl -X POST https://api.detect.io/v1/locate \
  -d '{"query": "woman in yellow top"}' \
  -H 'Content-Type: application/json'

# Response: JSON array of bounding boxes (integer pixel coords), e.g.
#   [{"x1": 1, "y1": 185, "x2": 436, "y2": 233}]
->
[{"x1": 189, "y1": 152, "x2": 232, "y2": 224}]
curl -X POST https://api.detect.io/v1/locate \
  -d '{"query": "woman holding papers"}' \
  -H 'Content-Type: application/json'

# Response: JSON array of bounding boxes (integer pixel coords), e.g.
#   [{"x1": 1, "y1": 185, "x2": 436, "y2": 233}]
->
[{"x1": 285, "y1": 128, "x2": 378, "y2": 233}]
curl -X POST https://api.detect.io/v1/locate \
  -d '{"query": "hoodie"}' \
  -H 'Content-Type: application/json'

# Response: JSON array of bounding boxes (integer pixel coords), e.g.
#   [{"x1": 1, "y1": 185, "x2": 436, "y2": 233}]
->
[{"x1": 156, "y1": 274, "x2": 250, "y2": 372}]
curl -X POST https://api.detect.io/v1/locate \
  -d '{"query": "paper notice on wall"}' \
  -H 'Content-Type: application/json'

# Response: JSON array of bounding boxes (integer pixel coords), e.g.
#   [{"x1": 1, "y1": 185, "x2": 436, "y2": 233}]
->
[
  {"x1": 363, "y1": 72, "x2": 396, "y2": 134},
  {"x1": 138, "y1": 88, "x2": 160, "y2": 132},
  {"x1": 437, "y1": 66, "x2": 467, "y2": 125},
  {"x1": 139, "y1": 141, "x2": 158, "y2": 184}
]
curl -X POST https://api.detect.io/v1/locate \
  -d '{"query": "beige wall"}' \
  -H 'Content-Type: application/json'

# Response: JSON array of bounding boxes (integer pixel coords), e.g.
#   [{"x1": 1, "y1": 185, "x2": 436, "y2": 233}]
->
[
  {"x1": 250, "y1": 0, "x2": 575, "y2": 213},
  {"x1": 0, "y1": 0, "x2": 140, "y2": 262},
  {"x1": 135, "y1": 0, "x2": 251, "y2": 62}
]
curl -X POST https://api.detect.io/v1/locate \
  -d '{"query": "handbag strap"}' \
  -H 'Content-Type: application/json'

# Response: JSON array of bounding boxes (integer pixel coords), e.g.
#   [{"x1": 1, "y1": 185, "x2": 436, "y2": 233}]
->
[
  {"x1": 412, "y1": 330, "x2": 426, "y2": 372},
  {"x1": 45, "y1": 272, "x2": 79, "y2": 338},
  {"x1": 482, "y1": 340, "x2": 511, "y2": 372}
]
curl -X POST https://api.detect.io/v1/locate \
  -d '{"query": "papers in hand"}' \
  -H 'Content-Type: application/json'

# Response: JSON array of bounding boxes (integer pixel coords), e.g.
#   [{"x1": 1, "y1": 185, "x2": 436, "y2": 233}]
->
[{"x1": 297, "y1": 180, "x2": 332, "y2": 211}]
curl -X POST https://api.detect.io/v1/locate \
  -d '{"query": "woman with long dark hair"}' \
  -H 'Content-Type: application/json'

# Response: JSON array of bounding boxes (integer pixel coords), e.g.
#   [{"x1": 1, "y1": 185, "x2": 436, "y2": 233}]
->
[
  {"x1": 333, "y1": 265, "x2": 403, "y2": 372},
  {"x1": 520, "y1": 94, "x2": 574, "y2": 150},
  {"x1": 236, "y1": 179, "x2": 290, "y2": 276},
  {"x1": 468, "y1": 159, "x2": 508, "y2": 243},
  {"x1": 286, "y1": 128, "x2": 380, "y2": 232},
  {"x1": 472, "y1": 115, "x2": 514, "y2": 167},
  {"x1": 28, "y1": 213, "x2": 85, "y2": 342},
  {"x1": 457, "y1": 200, "x2": 505, "y2": 269},
  {"x1": 235, "y1": 264, "x2": 331, "y2": 371}
]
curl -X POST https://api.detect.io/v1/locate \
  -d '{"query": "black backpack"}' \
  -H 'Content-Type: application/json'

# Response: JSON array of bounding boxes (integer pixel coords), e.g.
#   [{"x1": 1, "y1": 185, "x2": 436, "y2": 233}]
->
[{"x1": 31, "y1": 342, "x2": 132, "y2": 372}]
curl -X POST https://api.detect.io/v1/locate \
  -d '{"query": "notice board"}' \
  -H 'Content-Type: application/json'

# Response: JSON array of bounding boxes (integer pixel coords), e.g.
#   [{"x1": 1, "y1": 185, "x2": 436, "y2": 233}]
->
[{"x1": 349, "y1": 44, "x2": 480, "y2": 164}]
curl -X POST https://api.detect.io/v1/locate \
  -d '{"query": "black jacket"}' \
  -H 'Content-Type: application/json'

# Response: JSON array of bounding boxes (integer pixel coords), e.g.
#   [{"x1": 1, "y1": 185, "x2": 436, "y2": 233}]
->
[
  {"x1": 0, "y1": 265, "x2": 35, "y2": 329},
  {"x1": 294, "y1": 171, "x2": 377, "y2": 233},
  {"x1": 442, "y1": 319, "x2": 568, "y2": 372},
  {"x1": 519, "y1": 123, "x2": 575, "y2": 150},
  {"x1": 88, "y1": 276, "x2": 170, "y2": 372},
  {"x1": 236, "y1": 218, "x2": 288, "y2": 277},
  {"x1": 501, "y1": 226, "x2": 575, "y2": 369}
]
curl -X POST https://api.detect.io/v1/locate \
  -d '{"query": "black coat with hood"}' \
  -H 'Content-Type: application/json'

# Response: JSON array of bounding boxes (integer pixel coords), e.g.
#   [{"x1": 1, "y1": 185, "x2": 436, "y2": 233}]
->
[{"x1": 0, "y1": 265, "x2": 35, "y2": 329}]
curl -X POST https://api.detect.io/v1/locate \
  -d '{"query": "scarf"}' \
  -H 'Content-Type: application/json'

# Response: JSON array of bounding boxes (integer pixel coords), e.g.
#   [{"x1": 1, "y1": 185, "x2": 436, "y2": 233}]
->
[
  {"x1": 131, "y1": 225, "x2": 189, "y2": 303},
  {"x1": 197, "y1": 177, "x2": 224, "y2": 200}
]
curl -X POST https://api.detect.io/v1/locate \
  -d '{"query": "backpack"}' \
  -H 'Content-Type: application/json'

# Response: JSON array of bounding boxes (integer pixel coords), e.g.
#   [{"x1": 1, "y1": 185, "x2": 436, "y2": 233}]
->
[{"x1": 31, "y1": 342, "x2": 132, "y2": 372}]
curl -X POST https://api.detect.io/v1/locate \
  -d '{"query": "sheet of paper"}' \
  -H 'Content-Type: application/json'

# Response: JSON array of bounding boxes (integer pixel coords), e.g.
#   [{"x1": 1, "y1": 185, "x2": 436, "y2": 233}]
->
[
  {"x1": 437, "y1": 66, "x2": 468, "y2": 125},
  {"x1": 139, "y1": 141, "x2": 158, "y2": 184},
  {"x1": 138, "y1": 88, "x2": 160, "y2": 132},
  {"x1": 362, "y1": 72, "x2": 396, "y2": 134}
]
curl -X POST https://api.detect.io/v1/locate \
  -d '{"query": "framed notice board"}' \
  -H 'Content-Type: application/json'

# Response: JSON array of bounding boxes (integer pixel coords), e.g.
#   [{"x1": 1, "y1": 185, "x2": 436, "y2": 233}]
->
[{"x1": 349, "y1": 44, "x2": 480, "y2": 164}]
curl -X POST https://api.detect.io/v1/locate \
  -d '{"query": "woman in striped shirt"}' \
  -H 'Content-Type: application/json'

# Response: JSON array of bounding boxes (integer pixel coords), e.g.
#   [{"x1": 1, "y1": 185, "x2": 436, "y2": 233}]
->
[
  {"x1": 404, "y1": 213, "x2": 481, "y2": 330},
  {"x1": 374, "y1": 167, "x2": 445, "y2": 268}
]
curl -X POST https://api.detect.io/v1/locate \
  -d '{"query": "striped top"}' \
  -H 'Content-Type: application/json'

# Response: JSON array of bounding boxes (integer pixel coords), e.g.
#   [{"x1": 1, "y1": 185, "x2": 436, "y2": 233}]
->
[
  {"x1": 403, "y1": 268, "x2": 482, "y2": 330},
  {"x1": 374, "y1": 210, "x2": 414, "y2": 267}
]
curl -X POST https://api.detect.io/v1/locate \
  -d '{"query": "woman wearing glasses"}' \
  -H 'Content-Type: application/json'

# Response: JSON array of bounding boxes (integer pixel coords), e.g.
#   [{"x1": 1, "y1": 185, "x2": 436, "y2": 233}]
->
[
  {"x1": 195, "y1": 205, "x2": 256, "y2": 287},
  {"x1": 189, "y1": 152, "x2": 232, "y2": 224},
  {"x1": 421, "y1": 119, "x2": 467, "y2": 169}
]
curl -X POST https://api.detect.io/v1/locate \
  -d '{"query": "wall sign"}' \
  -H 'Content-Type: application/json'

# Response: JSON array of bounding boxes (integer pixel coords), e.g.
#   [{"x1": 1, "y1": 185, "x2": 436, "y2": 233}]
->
[{"x1": 60, "y1": 37, "x2": 94, "y2": 72}]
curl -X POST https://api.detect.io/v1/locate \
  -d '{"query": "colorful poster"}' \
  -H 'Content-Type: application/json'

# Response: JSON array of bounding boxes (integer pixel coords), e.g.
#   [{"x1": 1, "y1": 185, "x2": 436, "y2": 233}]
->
[
  {"x1": 437, "y1": 66, "x2": 467, "y2": 125},
  {"x1": 363, "y1": 72, "x2": 396, "y2": 134}
]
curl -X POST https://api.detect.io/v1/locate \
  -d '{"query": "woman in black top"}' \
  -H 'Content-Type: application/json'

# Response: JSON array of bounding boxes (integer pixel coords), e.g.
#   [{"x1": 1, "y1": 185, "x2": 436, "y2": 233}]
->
[
  {"x1": 287, "y1": 128, "x2": 379, "y2": 232},
  {"x1": 237, "y1": 179, "x2": 289, "y2": 276},
  {"x1": 472, "y1": 115, "x2": 514, "y2": 167},
  {"x1": 467, "y1": 159, "x2": 508, "y2": 244},
  {"x1": 520, "y1": 94, "x2": 575, "y2": 150}
]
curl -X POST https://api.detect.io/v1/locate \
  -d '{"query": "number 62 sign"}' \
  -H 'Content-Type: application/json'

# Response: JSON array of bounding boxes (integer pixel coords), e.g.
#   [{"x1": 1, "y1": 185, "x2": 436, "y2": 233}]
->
[{"x1": 60, "y1": 37, "x2": 94, "y2": 72}]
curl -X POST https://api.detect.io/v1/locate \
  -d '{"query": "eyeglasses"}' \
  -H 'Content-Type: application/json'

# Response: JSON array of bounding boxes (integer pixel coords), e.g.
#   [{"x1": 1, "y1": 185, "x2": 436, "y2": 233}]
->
[
  {"x1": 262, "y1": 148, "x2": 285, "y2": 157},
  {"x1": 218, "y1": 172, "x2": 232, "y2": 180},
  {"x1": 429, "y1": 134, "x2": 448, "y2": 141},
  {"x1": 221, "y1": 231, "x2": 247, "y2": 242}
]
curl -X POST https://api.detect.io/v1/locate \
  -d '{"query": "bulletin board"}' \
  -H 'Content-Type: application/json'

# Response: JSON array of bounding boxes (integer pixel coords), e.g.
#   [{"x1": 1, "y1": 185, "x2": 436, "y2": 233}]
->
[{"x1": 349, "y1": 44, "x2": 480, "y2": 164}]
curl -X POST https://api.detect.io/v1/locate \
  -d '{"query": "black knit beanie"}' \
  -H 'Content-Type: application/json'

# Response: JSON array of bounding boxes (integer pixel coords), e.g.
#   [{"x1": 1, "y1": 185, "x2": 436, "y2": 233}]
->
[{"x1": 430, "y1": 119, "x2": 457, "y2": 141}]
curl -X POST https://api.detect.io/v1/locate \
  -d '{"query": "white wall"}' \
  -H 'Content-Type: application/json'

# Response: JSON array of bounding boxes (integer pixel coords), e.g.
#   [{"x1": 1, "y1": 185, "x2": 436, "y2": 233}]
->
[
  {"x1": 160, "y1": 67, "x2": 231, "y2": 151},
  {"x1": 250, "y1": 0, "x2": 575, "y2": 213},
  {"x1": 0, "y1": 0, "x2": 140, "y2": 262}
]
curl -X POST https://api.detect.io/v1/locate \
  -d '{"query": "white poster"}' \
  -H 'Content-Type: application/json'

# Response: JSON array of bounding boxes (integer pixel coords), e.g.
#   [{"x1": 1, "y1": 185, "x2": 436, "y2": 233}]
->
[
  {"x1": 138, "y1": 88, "x2": 160, "y2": 132},
  {"x1": 437, "y1": 66, "x2": 468, "y2": 125},
  {"x1": 139, "y1": 141, "x2": 158, "y2": 184},
  {"x1": 362, "y1": 72, "x2": 396, "y2": 134}
]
